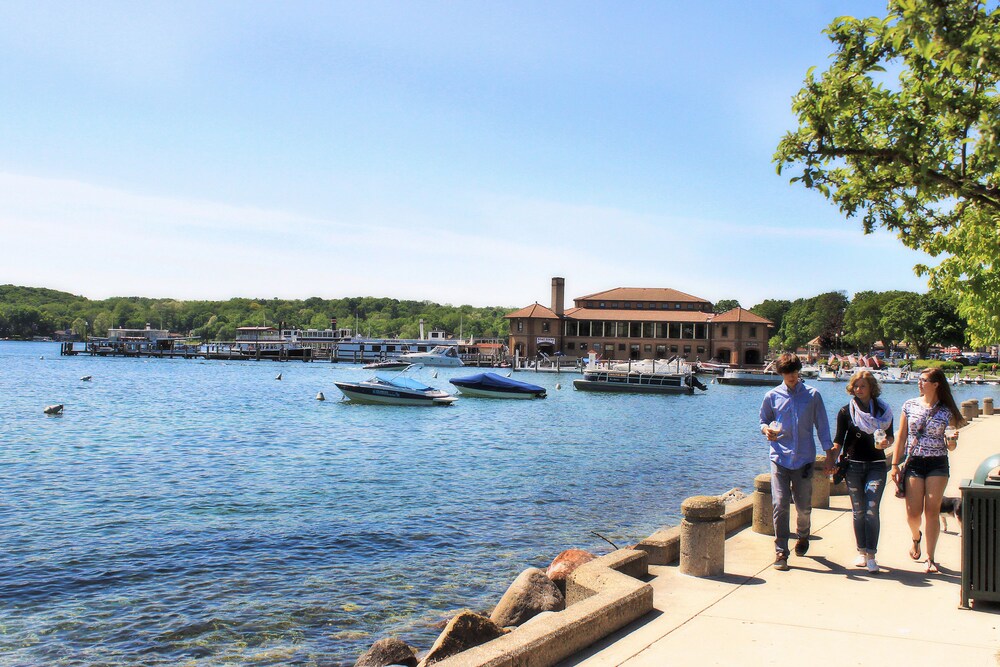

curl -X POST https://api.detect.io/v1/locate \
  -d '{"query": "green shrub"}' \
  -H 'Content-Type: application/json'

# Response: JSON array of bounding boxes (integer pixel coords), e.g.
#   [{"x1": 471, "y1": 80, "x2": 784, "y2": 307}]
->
[{"x1": 910, "y1": 359, "x2": 964, "y2": 372}]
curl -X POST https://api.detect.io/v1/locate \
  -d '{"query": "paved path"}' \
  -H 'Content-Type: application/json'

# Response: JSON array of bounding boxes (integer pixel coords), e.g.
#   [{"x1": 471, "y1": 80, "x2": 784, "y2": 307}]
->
[{"x1": 561, "y1": 409, "x2": 1000, "y2": 667}]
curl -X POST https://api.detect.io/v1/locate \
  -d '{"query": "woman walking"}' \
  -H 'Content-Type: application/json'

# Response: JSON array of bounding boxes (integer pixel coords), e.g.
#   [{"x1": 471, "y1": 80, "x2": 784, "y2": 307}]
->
[
  {"x1": 891, "y1": 367, "x2": 963, "y2": 573},
  {"x1": 832, "y1": 370, "x2": 893, "y2": 573}
]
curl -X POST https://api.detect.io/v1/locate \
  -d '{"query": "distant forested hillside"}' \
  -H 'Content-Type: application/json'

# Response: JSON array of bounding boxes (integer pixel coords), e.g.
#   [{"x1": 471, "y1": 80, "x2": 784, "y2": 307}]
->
[{"x1": 0, "y1": 285, "x2": 514, "y2": 341}]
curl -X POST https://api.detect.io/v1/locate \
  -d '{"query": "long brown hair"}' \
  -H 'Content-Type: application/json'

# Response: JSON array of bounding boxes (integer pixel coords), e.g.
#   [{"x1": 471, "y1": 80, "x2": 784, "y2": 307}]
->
[{"x1": 921, "y1": 367, "x2": 965, "y2": 426}]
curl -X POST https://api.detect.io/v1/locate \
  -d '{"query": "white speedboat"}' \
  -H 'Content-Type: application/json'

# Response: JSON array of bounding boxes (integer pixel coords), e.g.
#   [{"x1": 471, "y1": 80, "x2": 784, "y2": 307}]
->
[
  {"x1": 399, "y1": 345, "x2": 464, "y2": 367},
  {"x1": 334, "y1": 375, "x2": 457, "y2": 406}
]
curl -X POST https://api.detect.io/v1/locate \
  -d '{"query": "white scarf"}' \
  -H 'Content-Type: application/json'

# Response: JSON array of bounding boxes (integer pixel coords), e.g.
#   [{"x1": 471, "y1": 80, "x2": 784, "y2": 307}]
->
[{"x1": 849, "y1": 397, "x2": 893, "y2": 434}]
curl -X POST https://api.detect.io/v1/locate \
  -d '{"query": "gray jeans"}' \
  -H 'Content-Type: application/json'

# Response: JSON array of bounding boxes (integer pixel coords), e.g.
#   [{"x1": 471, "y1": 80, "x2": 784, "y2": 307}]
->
[{"x1": 771, "y1": 461, "x2": 813, "y2": 555}]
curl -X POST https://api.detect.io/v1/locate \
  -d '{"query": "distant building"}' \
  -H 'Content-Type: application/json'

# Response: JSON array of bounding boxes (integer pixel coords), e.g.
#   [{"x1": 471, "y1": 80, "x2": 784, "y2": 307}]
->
[{"x1": 506, "y1": 277, "x2": 772, "y2": 365}]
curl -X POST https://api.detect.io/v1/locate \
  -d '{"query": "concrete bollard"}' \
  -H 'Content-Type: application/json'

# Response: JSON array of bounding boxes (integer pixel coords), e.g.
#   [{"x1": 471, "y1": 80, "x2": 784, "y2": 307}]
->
[
  {"x1": 810, "y1": 455, "x2": 831, "y2": 510},
  {"x1": 984, "y1": 397, "x2": 994, "y2": 416},
  {"x1": 680, "y1": 495, "x2": 725, "y2": 577},
  {"x1": 752, "y1": 474, "x2": 774, "y2": 535},
  {"x1": 962, "y1": 400, "x2": 977, "y2": 423},
  {"x1": 972, "y1": 398, "x2": 981, "y2": 418}
]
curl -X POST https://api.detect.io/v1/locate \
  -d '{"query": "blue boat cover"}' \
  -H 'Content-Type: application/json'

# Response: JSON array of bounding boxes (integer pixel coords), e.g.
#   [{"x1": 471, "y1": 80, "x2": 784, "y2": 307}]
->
[
  {"x1": 449, "y1": 372, "x2": 544, "y2": 392},
  {"x1": 374, "y1": 375, "x2": 434, "y2": 391}
]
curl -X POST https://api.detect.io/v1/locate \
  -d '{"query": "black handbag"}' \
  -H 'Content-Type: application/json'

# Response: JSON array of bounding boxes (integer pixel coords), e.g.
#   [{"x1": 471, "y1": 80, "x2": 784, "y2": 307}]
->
[{"x1": 832, "y1": 456, "x2": 849, "y2": 485}]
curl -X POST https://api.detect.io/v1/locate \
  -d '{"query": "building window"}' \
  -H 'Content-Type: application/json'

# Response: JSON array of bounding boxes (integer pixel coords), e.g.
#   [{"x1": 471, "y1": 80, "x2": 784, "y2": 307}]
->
[
  {"x1": 656, "y1": 345, "x2": 666, "y2": 356},
  {"x1": 580, "y1": 343, "x2": 588, "y2": 351},
  {"x1": 630, "y1": 322, "x2": 642, "y2": 337},
  {"x1": 623, "y1": 303, "x2": 630, "y2": 308},
  {"x1": 642, "y1": 322, "x2": 654, "y2": 338},
  {"x1": 750, "y1": 326, "x2": 757, "y2": 338},
  {"x1": 636, "y1": 303, "x2": 643, "y2": 309},
  {"x1": 611, "y1": 302, "x2": 618, "y2": 308},
  {"x1": 567, "y1": 342, "x2": 575, "y2": 350},
  {"x1": 605, "y1": 342, "x2": 614, "y2": 352},
  {"x1": 593, "y1": 343, "x2": 601, "y2": 350},
  {"x1": 669, "y1": 323, "x2": 681, "y2": 338},
  {"x1": 684, "y1": 345, "x2": 691, "y2": 353},
  {"x1": 644, "y1": 344, "x2": 652, "y2": 352},
  {"x1": 682, "y1": 323, "x2": 694, "y2": 338},
  {"x1": 618, "y1": 343, "x2": 626, "y2": 351},
  {"x1": 675, "y1": 304, "x2": 681, "y2": 309},
  {"x1": 670, "y1": 344, "x2": 678, "y2": 353},
  {"x1": 517, "y1": 320, "x2": 523, "y2": 332},
  {"x1": 721, "y1": 325, "x2": 729, "y2": 337},
  {"x1": 542, "y1": 322, "x2": 550, "y2": 333},
  {"x1": 599, "y1": 302, "x2": 605, "y2": 308},
  {"x1": 697, "y1": 345, "x2": 706, "y2": 354},
  {"x1": 695, "y1": 323, "x2": 707, "y2": 339}
]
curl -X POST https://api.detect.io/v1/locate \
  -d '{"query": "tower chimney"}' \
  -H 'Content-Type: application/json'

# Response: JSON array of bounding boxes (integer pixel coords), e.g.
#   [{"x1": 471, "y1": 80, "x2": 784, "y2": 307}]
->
[{"x1": 551, "y1": 277, "x2": 565, "y2": 317}]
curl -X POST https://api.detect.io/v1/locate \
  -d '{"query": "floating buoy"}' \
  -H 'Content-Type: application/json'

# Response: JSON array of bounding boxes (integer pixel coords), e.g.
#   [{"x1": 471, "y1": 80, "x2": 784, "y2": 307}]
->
[
  {"x1": 431, "y1": 370, "x2": 438, "y2": 378},
  {"x1": 44, "y1": 404, "x2": 64, "y2": 415},
  {"x1": 555, "y1": 383, "x2": 562, "y2": 390},
  {"x1": 39, "y1": 356, "x2": 44, "y2": 360},
  {"x1": 505, "y1": 371, "x2": 513, "y2": 378},
  {"x1": 80, "y1": 375, "x2": 92, "y2": 381},
  {"x1": 275, "y1": 373, "x2": 282, "y2": 381},
  {"x1": 316, "y1": 392, "x2": 325, "y2": 401}
]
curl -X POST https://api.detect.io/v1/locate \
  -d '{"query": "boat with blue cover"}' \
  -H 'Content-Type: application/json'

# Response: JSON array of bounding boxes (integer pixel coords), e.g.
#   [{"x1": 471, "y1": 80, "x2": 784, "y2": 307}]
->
[
  {"x1": 449, "y1": 372, "x2": 547, "y2": 399},
  {"x1": 334, "y1": 375, "x2": 457, "y2": 406}
]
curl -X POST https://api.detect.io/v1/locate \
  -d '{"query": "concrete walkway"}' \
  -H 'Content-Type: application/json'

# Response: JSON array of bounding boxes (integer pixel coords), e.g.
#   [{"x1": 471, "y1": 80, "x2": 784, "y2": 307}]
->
[{"x1": 561, "y1": 412, "x2": 1000, "y2": 667}]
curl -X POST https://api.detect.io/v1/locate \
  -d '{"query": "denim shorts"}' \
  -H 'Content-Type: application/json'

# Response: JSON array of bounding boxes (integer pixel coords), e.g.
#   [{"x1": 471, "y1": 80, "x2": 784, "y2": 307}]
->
[{"x1": 904, "y1": 455, "x2": 950, "y2": 479}]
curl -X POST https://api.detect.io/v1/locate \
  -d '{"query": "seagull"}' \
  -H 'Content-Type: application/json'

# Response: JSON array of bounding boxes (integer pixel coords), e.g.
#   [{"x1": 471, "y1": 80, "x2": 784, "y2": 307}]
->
[
  {"x1": 80, "y1": 375, "x2": 92, "y2": 381},
  {"x1": 44, "y1": 404, "x2": 64, "y2": 415},
  {"x1": 316, "y1": 392, "x2": 325, "y2": 401},
  {"x1": 275, "y1": 373, "x2": 282, "y2": 381}
]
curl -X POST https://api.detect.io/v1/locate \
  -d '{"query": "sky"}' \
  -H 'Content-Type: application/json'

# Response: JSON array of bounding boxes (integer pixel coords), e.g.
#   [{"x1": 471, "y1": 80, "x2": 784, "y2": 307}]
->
[{"x1": 0, "y1": 1, "x2": 931, "y2": 309}]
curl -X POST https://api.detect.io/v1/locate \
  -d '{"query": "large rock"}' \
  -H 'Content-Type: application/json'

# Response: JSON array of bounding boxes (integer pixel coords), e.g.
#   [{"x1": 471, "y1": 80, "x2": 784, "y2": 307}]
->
[
  {"x1": 545, "y1": 549, "x2": 595, "y2": 594},
  {"x1": 418, "y1": 610, "x2": 505, "y2": 666},
  {"x1": 489, "y1": 567, "x2": 565, "y2": 628},
  {"x1": 354, "y1": 637, "x2": 419, "y2": 667}
]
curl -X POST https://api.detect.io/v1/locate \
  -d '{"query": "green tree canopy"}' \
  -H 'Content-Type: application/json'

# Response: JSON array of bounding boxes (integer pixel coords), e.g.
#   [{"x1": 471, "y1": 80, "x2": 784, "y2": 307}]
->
[
  {"x1": 775, "y1": 0, "x2": 1000, "y2": 345},
  {"x1": 774, "y1": 292, "x2": 849, "y2": 351},
  {"x1": 713, "y1": 299, "x2": 742, "y2": 314},
  {"x1": 881, "y1": 291, "x2": 966, "y2": 358}
]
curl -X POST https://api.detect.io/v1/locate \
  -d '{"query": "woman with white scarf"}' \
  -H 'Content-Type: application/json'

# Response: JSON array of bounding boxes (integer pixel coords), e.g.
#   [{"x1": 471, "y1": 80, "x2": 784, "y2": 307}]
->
[{"x1": 831, "y1": 370, "x2": 894, "y2": 573}]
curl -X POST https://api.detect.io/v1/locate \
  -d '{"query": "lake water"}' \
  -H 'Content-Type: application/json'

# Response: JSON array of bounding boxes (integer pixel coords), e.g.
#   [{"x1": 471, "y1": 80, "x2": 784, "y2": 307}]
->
[{"x1": 2, "y1": 341, "x2": 995, "y2": 666}]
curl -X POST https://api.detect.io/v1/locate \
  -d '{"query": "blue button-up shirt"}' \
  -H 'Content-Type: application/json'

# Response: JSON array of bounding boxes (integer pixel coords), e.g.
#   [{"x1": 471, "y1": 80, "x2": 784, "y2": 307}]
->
[{"x1": 759, "y1": 380, "x2": 834, "y2": 469}]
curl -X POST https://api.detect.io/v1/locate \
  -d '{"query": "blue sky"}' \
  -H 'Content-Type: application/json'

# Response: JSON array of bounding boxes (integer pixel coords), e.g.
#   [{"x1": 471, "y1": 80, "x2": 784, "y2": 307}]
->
[{"x1": 0, "y1": 1, "x2": 929, "y2": 308}]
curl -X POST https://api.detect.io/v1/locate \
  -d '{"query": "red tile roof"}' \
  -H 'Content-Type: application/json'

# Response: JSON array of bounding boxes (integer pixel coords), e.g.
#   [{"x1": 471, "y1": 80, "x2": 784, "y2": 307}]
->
[
  {"x1": 574, "y1": 287, "x2": 709, "y2": 303},
  {"x1": 505, "y1": 303, "x2": 559, "y2": 319},
  {"x1": 711, "y1": 307, "x2": 773, "y2": 324}
]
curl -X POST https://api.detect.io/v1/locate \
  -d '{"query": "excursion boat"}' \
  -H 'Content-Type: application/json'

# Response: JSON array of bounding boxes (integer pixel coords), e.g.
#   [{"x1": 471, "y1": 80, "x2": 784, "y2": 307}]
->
[
  {"x1": 715, "y1": 368, "x2": 782, "y2": 386},
  {"x1": 573, "y1": 368, "x2": 707, "y2": 394},
  {"x1": 695, "y1": 361, "x2": 731, "y2": 375},
  {"x1": 449, "y1": 372, "x2": 546, "y2": 399},
  {"x1": 399, "y1": 345, "x2": 464, "y2": 367},
  {"x1": 334, "y1": 375, "x2": 457, "y2": 406}
]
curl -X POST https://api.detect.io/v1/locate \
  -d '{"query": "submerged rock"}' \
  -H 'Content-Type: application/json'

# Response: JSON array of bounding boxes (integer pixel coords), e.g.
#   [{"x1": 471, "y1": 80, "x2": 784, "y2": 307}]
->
[
  {"x1": 546, "y1": 549, "x2": 595, "y2": 594},
  {"x1": 354, "y1": 637, "x2": 419, "y2": 667},
  {"x1": 489, "y1": 567, "x2": 564, "y2": 628},
  {"x1": 418, "y1": 610, "x2": 505, "y2": 666},
  {"x1": 43, "y1": 404, "x2": 64, "y2": 415}
]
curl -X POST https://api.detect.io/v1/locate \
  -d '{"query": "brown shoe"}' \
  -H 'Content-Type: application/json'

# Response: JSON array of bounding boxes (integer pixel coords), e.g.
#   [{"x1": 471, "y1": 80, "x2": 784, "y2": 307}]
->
[
  {"x1": 794, "y1": 537, "x2": 809, "y2": 557},
  {"x1": 774, "y1": 552, "x2": 789, "y2": 571}
]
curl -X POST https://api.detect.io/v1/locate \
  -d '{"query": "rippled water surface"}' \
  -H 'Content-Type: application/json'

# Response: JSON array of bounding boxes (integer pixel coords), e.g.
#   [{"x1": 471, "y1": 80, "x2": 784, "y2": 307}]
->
[{"x1": 2, "y1": 342, "x2": 995, "y2": 665}]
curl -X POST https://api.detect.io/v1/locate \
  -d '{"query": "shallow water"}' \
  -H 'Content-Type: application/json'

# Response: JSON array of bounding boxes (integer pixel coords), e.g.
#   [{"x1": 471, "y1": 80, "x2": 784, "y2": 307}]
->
[{"x1": 1, "y1": 342, "x2": 993, "y2": 665}]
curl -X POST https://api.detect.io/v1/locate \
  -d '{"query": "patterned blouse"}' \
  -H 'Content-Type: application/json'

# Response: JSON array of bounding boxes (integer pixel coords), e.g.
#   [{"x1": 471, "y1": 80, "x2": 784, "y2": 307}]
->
[{"x1": 902, "y1": 398, "x2": 952, "y2": 458}]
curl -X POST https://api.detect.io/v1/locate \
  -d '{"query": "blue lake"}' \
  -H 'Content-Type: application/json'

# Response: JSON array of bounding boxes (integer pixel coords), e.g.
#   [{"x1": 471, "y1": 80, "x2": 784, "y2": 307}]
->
[{"x1": 2, "y1": 341, "x2": 995, "y2": 665}]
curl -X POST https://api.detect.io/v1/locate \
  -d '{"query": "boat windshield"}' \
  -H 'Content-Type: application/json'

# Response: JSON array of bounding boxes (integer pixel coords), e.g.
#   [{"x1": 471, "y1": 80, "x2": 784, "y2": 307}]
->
[{"x1": 374, "y1": 375, "x2": 433, "y2": 391}]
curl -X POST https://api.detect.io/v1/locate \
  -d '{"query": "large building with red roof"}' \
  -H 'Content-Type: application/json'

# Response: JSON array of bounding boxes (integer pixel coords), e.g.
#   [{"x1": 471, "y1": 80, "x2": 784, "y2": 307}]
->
[{"x1": 506, "y1": 277, "x2": 773, "y2": 365}]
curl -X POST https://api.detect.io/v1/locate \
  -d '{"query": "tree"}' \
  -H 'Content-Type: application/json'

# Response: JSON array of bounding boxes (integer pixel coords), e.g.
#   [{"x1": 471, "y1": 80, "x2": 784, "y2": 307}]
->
[
  {"x1": 843, "y1": 290, "x2": 911, "y2": 352},
  {"x1": 881, "y1": 292, "x2": 966, "y2": 358},
  {"x1": 713, "y1": 299, "x2": 741, "y2": 314},
  {"x1": 775, "y1": 0, "x2": 1000, "y2": 345},
  {"x1": 750, "y1": 299, "x2": 792, "y2": 334}
]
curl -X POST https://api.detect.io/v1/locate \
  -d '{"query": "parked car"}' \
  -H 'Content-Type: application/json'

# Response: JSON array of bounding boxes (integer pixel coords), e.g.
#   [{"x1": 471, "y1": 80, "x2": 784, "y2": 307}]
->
[{"x1": 950, "y1": 355, "x2": 971, "y2": 365}]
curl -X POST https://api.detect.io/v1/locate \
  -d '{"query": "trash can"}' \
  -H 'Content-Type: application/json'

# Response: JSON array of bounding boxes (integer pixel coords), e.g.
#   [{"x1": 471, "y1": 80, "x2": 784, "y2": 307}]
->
[{"x1": 960, "y1": 453, "x2": 1000, "y2": 608}]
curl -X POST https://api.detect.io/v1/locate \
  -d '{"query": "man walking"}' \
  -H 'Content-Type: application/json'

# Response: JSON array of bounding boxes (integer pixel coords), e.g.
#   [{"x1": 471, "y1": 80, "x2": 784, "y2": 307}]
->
[{"x1": 760, "y1": 353, "x2": 837, "y2": 570}]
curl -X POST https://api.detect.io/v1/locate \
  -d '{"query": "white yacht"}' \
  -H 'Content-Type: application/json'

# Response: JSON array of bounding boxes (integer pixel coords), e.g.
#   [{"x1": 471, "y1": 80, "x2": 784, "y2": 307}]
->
[{"x1": 399, "y1": 345, "x2": 464, "y2": 367}]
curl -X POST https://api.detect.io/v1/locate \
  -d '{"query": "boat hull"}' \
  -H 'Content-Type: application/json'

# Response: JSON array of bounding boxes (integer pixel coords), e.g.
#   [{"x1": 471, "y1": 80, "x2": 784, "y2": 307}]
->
[
  {"x1": 573, "y1": 378, "x2": 692, "y2": 394},
  {"x1": 452, "y1": 385, "x2": 545, "y2": 399},
  {"x1": 334, "y1": 382, "x2": 456, "y2": 406},
  {"x1": 573, "y1": 370, "x2": 696, "y2": 394}
]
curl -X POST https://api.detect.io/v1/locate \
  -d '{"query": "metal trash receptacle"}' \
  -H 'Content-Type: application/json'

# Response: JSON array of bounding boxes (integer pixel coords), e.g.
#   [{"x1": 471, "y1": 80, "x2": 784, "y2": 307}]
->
[{"x1": 960, "y1": 453, "x2": 1000, "y2": 608}]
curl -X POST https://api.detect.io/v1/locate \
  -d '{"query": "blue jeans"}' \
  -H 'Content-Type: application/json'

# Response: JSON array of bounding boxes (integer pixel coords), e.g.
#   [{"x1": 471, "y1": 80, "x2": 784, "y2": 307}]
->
[
  {"x1": 845, "y1": 460, "x2": 887, "y2": 554},
  {"x1": 771, "y1": 461, "x2": 813, "y2": 555}
]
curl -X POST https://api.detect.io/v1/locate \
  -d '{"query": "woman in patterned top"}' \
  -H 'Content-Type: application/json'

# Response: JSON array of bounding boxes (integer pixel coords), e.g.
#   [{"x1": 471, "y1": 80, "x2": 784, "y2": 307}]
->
[{"x1": 890, "y1": 367, "x2": 964, "y2": 573}]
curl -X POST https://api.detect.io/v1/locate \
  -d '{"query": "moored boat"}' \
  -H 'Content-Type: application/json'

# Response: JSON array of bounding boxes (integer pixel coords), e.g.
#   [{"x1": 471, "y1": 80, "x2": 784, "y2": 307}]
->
[
  {"x1": 334, "y1": 375, "x2": 457, "y2": 406},
  {"x1": 362, "y1": 360, "x2": 413, "y2": 371},
  {"x1": 399, "y1": 345, "x2": 464, "y2": 367},
  {"x1": 449, "y1": 372, "x2": 546, "y2": 399},
  {"x1": 573, "y1": 368, "x2": 707, "y2": 394},
  {"x1": 716, "y1": 368, "x2": 782, "y2": 386}
]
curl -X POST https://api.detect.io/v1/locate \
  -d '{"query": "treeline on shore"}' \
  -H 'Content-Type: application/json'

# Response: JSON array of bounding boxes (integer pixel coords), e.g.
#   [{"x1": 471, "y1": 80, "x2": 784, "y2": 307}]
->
[
  {"x1": 0, "y1": 285, "x2": 513, "y2": 342},
  {"x1": 0, "y1": 284, "x2": 968, "y2": 357}
]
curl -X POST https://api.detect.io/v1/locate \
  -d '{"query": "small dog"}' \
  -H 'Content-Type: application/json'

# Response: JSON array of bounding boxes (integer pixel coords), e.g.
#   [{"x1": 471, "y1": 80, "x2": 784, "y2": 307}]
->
[{"x1": 939, "y1": 497, "x2": 962, "y2": 533}]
